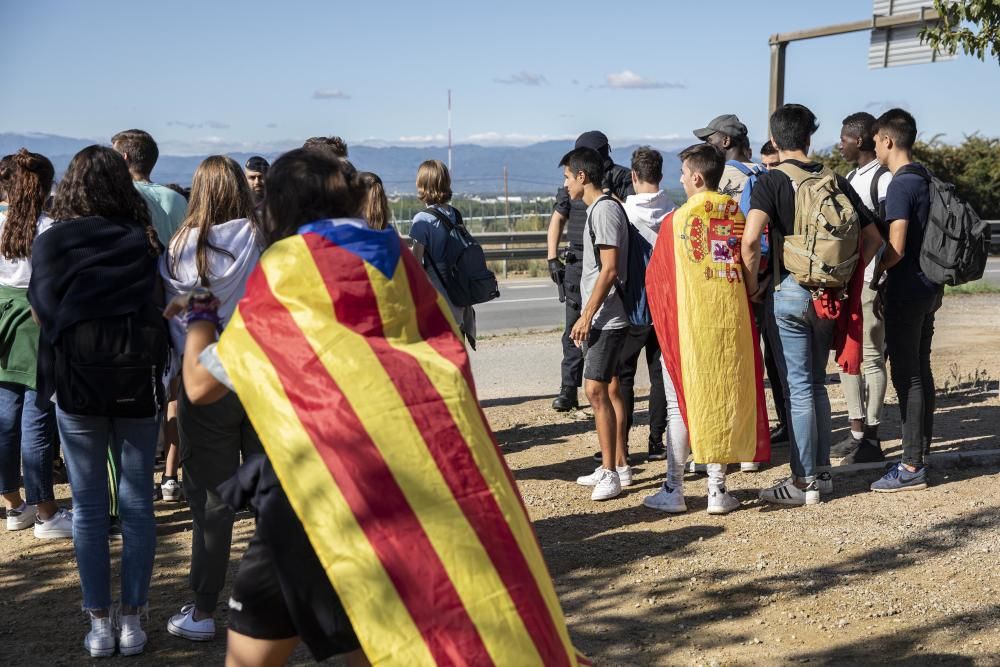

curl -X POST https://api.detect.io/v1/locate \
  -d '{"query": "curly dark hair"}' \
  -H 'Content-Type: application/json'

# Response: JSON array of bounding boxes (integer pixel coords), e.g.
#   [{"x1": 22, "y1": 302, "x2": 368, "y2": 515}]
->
[
  {"x1": 263, "y1": 148, "x2": 361, "y2": 247},
  {"x1": 50, "y1": 145, "x2": 162, "y2": 256},
  {"x1": 302, "y1": 136, "x2": 349, "y2": 158},
  {"x1": 0, "y1": 149, "x2": 55, "y2": 260}
]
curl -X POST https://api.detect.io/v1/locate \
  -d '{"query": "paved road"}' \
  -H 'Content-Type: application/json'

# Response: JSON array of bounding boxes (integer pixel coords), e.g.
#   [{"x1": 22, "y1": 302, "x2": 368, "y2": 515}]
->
[{"x1": 478, "y1": 257, "x2": 1000, "y2": 335}]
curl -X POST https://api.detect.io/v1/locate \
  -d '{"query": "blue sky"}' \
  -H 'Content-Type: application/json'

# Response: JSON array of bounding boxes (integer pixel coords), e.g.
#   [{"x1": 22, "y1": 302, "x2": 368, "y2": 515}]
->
[{"x1": 3, "y1": 0, "x2": 998, "y2": 154}]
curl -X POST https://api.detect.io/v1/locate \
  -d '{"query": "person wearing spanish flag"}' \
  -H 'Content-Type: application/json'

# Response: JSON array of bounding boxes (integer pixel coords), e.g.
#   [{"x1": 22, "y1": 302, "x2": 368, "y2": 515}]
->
[
  {"x1": 643, "y1": 144, "x2": 770, "y2": 516},
  {"x1": 167, "y1": 149, "x2": 588, "y2": 667}
]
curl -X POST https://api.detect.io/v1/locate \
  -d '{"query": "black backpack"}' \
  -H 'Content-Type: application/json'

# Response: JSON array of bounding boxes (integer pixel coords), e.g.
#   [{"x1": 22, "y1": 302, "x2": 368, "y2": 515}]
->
[
  {"x1": 421, "y1": 207, "x2": 500, "y2": 307},
  {"x1": 54, "y1": 303, "x2": 169, "y2": 418},
  {"x1": 900, "y1": 166, "x2": 990, "y2": 286}
]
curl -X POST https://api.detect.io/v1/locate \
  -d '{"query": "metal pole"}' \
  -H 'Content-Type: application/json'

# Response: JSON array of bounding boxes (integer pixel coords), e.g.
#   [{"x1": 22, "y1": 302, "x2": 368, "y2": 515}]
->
[{"x1": 447, "y1": 90, "x2": 453, "y2": 173}]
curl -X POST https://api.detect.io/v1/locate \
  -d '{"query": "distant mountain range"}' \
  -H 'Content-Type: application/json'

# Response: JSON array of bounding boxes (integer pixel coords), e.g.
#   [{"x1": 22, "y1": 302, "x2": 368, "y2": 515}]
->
[{"x1": 0, "y1": 133, "x2": 696, "y2": 195}]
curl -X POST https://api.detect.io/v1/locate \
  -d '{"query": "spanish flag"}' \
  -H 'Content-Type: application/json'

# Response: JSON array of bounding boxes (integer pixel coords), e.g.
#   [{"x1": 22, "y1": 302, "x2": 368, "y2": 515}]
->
[
  {"x1": 216, "y1": 219, "x2": 586, "y2": 666},
  {"x1": 646, "y1": 192, "x2": 770, "y2": 464}
]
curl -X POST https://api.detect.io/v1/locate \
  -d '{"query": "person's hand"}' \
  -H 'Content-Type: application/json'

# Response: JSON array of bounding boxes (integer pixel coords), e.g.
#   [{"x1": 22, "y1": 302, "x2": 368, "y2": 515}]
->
[
  {"x1": 547, "y1": 258, "x2": 565, "y2": 285},
  {"x1": 748, "y1": 275, "x2": 769, "y2": 303},
  {"x1": 163, "y1": 293, "x2": 191, "y2": 319},
  {"x1": 570, "y1": 315, "x2": 591, "y2": 348},
  {"x1": 164, "y1": 288, "x2": 222, "y2": 330}
]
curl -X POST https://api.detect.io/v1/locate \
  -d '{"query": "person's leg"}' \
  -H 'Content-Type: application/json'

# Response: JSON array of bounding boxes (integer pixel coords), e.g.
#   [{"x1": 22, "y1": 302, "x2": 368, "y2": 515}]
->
[
  {"x1": 838, "y1": 370, "x2": 865, "y2": 437},
  {"x1": 644, "y1": 330, "x2": 667, "y2": 454},
  {"x1": 762, "y1": 317, "x2": 788, "y2": 430},
  {"x1": 614, "y1": 325, "x2": 645, "y2": 438},
  {"x1": 162, "y1": 396, "x2": 180, "y2": 487},
  {"x1": 660, "y1": 364, "x2": 689, "y2": 491},
  {"x1": 57, "y1": 408, "x2": 114, "y2": 613},
  {"x1": 20, "y1": 389, "x2": 59, "y2": 518},
  {"x1": 861, "y1": 286, "x2": 888, "y2": 439},
  {"x1": 0, "y1": 383, "x2": 26, "y2": 512},
  {"x1": 608, "y1": 376, "x2": 628, "y2": 469},
  {"x1": 920, "y1": 295, "x2": 941, "y2": 456},
  {"x1": 808, "y1": 312, "x2": 836, "y2": 470},
  {"x1": 115, "y1": 415, "x2": 159, "y2": 612},
  {"x1": 180, "y1": 387, "x2": 243, "y2": 619},
  {"x1": 771, "y1": 278, "x2": 815, "y2": 482},
  {"x1": 885, "y1": 301, "x2": 926, "y2": 467},
  {"x1": 586, "y1": 378, "x2": 616, "y2": 470},
  {"x1": 556, "y1": 261, "x2": 584, "y2": 407},
  {"x1": 226, "y1": 632, "x2": 301, "y2": 667}
]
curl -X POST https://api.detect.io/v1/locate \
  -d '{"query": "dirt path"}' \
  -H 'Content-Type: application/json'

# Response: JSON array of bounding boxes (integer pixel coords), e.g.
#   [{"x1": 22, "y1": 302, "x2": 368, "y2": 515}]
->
[{"x1": 3, "y1": 295, "x2": 999, "y2": 666}]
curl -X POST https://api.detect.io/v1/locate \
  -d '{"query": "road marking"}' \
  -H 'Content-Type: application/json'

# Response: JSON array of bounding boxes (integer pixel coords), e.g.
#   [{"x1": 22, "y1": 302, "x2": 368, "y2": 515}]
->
[
  {"x1": 502, "y1": 284, "x2": 553, "y2": 290},
  {"x1": 483, "y1": 297, "x2": 559, "y2": 306}
]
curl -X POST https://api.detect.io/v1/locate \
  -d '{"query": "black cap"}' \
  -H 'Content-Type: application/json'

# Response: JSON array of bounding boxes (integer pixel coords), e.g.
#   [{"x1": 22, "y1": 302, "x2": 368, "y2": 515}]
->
[
  {"x1": 575, "y1": 130, "x2": 610, "y2": 156},
  {"x1": 693, "y1": 114, "x2": 748, "y2": 141},
  {"x1": 245, "y1": 156, "x2": 269, "y2": 172}
]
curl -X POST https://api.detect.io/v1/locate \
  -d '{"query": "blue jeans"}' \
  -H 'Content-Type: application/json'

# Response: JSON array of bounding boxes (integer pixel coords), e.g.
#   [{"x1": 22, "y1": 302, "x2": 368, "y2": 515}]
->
[
  {"x1": 57, "y1": 408, "x2": 159, "y2": 610},
  {"x1": 767, "y1": 275, "x2": 835, "y2": 480},
  {"x1": 0, "y1": 382, "x2": 55, "y2": 504}
]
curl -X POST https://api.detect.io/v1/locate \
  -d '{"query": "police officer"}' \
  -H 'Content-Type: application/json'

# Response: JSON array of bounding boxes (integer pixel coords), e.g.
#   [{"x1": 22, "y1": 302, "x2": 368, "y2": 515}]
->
[{"x1": 546, "y1": 131, "x2": 633, "y2": 411}]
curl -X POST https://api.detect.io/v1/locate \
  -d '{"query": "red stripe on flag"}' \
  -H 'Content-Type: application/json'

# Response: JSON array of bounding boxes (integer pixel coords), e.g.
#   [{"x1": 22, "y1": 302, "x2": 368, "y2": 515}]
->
[
  {"x1": 304, "y1": 234, "x2": 571, "y2": 667},
  {"x1": 398, "y1": 248, "x2": 546, "y2": 551},
  {"x1": 647, "y1": 212, "x2": 690, "y2": 429},
  {"x1": 746, "y1": 294, "x2": 772, "y2": 463},
  {"x1": 239, "y1": 267, "x2": 491, "y2": 667}
]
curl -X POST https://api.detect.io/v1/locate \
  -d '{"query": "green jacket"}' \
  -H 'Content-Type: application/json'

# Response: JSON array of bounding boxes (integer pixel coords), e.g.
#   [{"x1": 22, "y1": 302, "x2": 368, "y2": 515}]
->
[{"x1": 0, "y1": 285, "x2": 40, "y2": 390}]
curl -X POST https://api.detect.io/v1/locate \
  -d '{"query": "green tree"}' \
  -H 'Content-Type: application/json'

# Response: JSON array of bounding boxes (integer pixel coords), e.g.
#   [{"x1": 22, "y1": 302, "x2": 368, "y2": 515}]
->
[
  {"x1": 813, "y1": 134, "x2": 1000, "y2": 218},
  {"x1": 921, "y1": 0, "x2": 1000, "y2": 63}
]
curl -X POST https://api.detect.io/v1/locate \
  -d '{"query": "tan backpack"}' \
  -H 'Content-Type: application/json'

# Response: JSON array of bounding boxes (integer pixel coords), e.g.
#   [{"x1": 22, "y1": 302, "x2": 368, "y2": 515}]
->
[{"x1": 774, "y1": 163, "x2": 860, "y2": 293}]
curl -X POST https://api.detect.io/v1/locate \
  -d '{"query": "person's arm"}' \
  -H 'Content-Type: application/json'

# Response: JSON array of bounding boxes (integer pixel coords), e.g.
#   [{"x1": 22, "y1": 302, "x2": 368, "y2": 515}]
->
[
  {"x1": 411, "y1": 241, "x2": 425, "y2": 264},
  {"x1": 546, "y1": 210, "x2": 567, "y2": 260},
  {"x1": 570, "y1": 245, "x2": 619, "y2": 345},
  {"x1": 741, "y1": 209, "x2": 769, "y2": 299},
  {"x1": 164, "y1": 291, "x2": 230, "y2": 405},
  {"x1": 881, "y1": 219, "x2": 908, "y2": 270},
  {"x1": 861, "y1": 224, "x2": 883, "y2": 266}
]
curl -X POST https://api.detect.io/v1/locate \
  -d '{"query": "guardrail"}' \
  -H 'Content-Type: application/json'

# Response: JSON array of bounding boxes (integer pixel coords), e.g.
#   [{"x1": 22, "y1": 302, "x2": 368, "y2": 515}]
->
[{"x1": 406, "y1": 223, "x2": 1000, "y2": 262}]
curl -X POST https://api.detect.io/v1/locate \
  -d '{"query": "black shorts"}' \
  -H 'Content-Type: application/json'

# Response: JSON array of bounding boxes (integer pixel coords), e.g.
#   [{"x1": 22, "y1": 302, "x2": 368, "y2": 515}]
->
[
  {"x1": 227, "y1": 524, "x2": 360, "y2": 660},
  {"x1": 582, "y1": 327, "x2": 627, "y2": 382}
]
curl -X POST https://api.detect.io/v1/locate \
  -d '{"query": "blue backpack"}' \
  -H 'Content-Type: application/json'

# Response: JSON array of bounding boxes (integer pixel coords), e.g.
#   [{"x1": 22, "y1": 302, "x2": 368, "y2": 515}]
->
[
  {"x1": 726, "y1": 160, "x2": 770, "y2": 265},
  {"x1": 587, "y1": 196, "x2": 654, "y2": 326}
]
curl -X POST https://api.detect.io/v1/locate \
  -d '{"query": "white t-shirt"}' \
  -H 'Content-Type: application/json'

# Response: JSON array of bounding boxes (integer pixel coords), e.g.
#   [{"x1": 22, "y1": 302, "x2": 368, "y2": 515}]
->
[
  {"x1": 846, "y1": 160, "x2": 892, "y2": 283},
  {"x1": 0, "y1": 213, "x2": 55, "y2": 288}
]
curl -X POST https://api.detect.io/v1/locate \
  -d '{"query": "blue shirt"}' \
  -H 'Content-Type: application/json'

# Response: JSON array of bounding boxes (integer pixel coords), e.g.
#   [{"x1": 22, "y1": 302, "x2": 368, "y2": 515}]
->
[
  {"x1": 883, "y1": 163, "x2": 938, "y2": 298},
  {"x1": 409, "y1": 205, "x2": 458, "y2": 275}
]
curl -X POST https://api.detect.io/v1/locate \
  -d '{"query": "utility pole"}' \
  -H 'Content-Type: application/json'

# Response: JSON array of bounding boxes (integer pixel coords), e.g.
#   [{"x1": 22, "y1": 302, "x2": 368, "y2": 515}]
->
[{"x1": 447, "y1": 89, "x2": 453, "y2": 173}]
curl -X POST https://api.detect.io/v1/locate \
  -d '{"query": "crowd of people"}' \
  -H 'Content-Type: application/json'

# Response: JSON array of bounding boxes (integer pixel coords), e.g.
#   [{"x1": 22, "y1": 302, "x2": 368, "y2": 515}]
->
[
  {"x1": 547, "y1": 105, "x2": 942, "y2": 508},
  {"x1": 0, "y1": 102, "x2": 946, "y2": 662}
]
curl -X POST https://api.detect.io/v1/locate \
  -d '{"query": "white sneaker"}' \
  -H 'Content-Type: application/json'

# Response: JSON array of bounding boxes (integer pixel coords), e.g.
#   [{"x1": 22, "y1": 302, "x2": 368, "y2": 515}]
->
[
  {"x1": 85, "y1": 614, "x2": 116, "y2": 658},
  {"x1": 161, "y1": 478, "x2": 182, "y2": 501},
  {"x1": 617, "y1": 465, "x2": 633, "y2": 487},
  {"x1": 6, "y1": 503, "x2": 36, "y2": 531},
  {"x1": 590, "y1": 468, "x2": 622, "y2": 501},
  {"x1": 686, "y1": 460, "x2": 707, "y2": 474},
  {"x1": 740, "y1": 462, "x2": 761, "y2": 472},
  {"x1": 167, "y1": 604, "x2": 216, "y2": 641},
  {"x1": 117, "y1": 610, "x2": 147, "y2": 656},
  {"x1": 707, "y1": 487, "x2": 741, "y2": 515},
  {"x1": 643, "y1": 483, "x2": 687, "y2": 513},
  {"x1": 576, "y1": 466, "x2": 605, "y2": 486},
  {"x1": 816, "y1": 470, "x2": 834, "y2": 495},
  {"x1": 34, "y1": 507, "x2": 73, "y2": 539},
  {"x1": 758, "y1": 477, "x2": 820, "y2": 506}
]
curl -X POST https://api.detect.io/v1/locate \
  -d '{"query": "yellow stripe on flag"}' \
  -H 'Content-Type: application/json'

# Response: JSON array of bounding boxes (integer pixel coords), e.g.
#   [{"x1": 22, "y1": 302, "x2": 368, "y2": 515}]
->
[
  {"x1": 366, "y1": 259, "x2": 579, "y2": 662},
  {"x1": 218, "y1": 311, "x2": 435, "y2": 666},
  {"x1": 264, "y1": 236, "x2": 544, "y2": 666}
]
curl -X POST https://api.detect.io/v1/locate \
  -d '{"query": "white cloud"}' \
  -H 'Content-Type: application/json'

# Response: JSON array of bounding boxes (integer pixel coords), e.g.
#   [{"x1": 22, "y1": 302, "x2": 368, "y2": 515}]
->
[
  {"x1": 494, "y1": 71, "x2": 547, "y2": 86},
  {"x1": 167, "y1": 120, "x2": 231, "y2": 129},
  {"x1": 463, "y1": 132, "x2": 574, "y2": 146},
  {"x1": 312, "y1": 88, "x2": 351, "y2": 100},
  {"x1": 604, "y1": 70, "x2": 685, "y2": 90},
  {"x1": 396, "y1": 134, "x2": 447, "y2": 144}
]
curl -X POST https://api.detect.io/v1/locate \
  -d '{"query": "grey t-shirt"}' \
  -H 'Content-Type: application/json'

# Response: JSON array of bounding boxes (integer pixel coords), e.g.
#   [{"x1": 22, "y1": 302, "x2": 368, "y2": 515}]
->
[{"x1": 581, "y1": 197, "x2": 629, "y2": 330}]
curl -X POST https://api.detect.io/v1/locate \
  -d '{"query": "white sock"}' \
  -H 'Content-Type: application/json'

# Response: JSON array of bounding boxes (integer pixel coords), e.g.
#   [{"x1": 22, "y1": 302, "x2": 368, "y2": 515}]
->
[{"x1": 851, "y1": 430, "x2": 865, "y2": 440}]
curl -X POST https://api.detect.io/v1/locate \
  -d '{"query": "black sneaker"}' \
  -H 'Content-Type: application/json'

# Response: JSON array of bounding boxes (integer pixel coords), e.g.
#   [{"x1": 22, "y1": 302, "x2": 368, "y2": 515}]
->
[
  {"x1": 841, "y1": 438, "x2": 885, "y2": 465},
  {"x1": 769, "y1": 423, "x2": 789, "y2": 446},
  {"x1": 52, "y1": 457, "x2": 69, "y2": 485},
  {"x1": 108, "y1": 518, "x2": 123, "y2": 542},
  {"x1": 831, "y1": 434, "x2": 862, "y2": 459},
  {"x1": 551, "y1": 386, "x2": 579, "y2": 412},
  {"x1": 646, "y1": 442, "x2": 667, "y2": 461}
]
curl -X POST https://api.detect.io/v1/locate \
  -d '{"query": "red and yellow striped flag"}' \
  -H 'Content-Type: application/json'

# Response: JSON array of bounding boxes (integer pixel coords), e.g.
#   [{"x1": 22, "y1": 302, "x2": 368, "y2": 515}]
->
[{"x1": 217, "y1": 220, "x2": 587, "y2": 666}]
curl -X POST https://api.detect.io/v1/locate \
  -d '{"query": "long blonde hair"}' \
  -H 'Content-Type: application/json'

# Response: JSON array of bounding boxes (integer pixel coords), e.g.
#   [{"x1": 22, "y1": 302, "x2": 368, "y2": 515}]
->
[{"x1": 169, "y1": 155, "x2": 259, "y2": 285}]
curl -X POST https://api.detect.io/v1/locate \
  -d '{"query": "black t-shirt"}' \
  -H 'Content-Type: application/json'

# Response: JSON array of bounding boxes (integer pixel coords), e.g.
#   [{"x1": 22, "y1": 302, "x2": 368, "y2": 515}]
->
[
  {"x1": 749, "y1": 159, "x2": 876, "y2": 276},
  {"x1": 554, "y1": 162, "x2": 635, "y2": 252},
  {"x1": 883, "y1": 163, "x2": 938, "y2": 299}
]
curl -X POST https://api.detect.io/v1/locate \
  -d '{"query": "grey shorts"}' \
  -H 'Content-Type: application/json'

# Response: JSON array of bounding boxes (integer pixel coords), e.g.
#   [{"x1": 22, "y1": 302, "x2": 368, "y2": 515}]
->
[{"x1": 582, "y1": 327, "x2": 628, "y2": 382}]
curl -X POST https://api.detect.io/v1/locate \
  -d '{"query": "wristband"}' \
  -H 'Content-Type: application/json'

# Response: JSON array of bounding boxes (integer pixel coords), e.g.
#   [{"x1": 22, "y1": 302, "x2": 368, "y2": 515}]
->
[{"x1": 184, "y1": 287, "x2": 222, "y2": 331}]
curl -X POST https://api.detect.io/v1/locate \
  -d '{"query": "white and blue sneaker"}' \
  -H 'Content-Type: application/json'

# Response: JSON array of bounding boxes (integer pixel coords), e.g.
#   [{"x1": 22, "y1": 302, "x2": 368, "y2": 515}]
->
[{"x1": 643, "y1": 483, "x2": 687, "y2": 513}]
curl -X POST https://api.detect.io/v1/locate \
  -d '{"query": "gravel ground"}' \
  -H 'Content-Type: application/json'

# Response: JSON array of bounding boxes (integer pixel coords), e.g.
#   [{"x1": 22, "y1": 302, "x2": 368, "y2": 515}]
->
[{"x1": 2, "y1": 294, "x2": 999, "y2": 666}]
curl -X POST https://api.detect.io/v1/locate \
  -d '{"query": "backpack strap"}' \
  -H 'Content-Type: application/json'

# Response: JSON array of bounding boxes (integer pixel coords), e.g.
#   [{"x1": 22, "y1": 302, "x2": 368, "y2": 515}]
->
[
  {"x1": 869, "y1": 165, "x2": 890, "y2": 215},
  {"x1": 586, "y1": 195, "x2": 627, "y2": 301},
  {"x1": 727, "y1": 160, "x2": 765, "y2": 177},
  {"x1": 418, "y1": 206, "x2": 460, "y2": 289}
]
